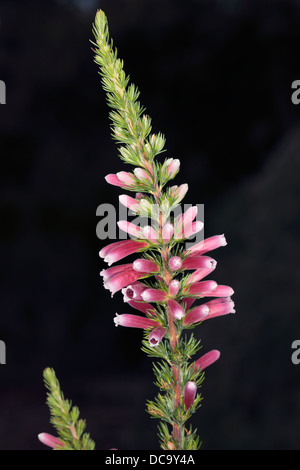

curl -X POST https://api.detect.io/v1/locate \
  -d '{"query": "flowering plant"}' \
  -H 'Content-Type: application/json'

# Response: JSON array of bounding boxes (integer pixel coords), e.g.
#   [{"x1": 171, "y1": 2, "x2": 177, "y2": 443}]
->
[
  {"x1": 92, "y1": 10, "x2": 235, "y2": 450},
  {"x1": 38, "y1": 9, "x2": 234, "y2": 451}
]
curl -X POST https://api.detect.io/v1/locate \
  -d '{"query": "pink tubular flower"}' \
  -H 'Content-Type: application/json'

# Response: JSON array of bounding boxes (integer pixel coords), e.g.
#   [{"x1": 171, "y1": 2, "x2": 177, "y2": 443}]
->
[
  {"x1": 162, "y1": 158, "x2": 180, "y2": 179},
  {"x1": 181, "y1": 297, "x2": 197, "y2": 311},
  {"x1": 119, "y1": 195, "x2": 140, "y2": 214},
  {"x1": 99, "y1": 239, "x2": 149, "y2": 265},
  {"x1": 187, "y1": 266, "x2": 217, "y2": 284},
  {"x1": 168, "y1": 279, "x2": 181, "y2": 297},
  {"x1": 184, "y1": 381, "x2": 197, "y2": 410},
  {"x1": 100, "y1": 263, "x2": 133, "y2": 282},
  {"x1": 168, "y1": 256, "x2": 183, "y2": 271},
  {"x1": 127, "y1": 299, "x2": 158, "y2": 316},
  {"x1": 203, "y1": 298, "x2": 236, "y2": 320},
  {"x1": 114, "y1": 313, "x2": 160, "y2": 329},
  {"x1": 168, "y1": 298, "x2": 185, "y2": 320},
  {"x1": 117, "y1": 221, "x2": 143, "y2": 238},
  {"x1": 104, "y1": 269, "x2": 148, "y2": 296},
  {"x1": 141, "y1": 288, "x2": 168, "y2": 303},
  {"x1": 185, "y1": 234, "x2": 227, "y2": 257},
  {"x1": 105, "y1": 172, "x2": 136, "y2": 188},
  {"x1": 183, "y1": 280, "x2": 218, "y2": 297},
  {"x1": 182, "y1": 304, "x2": 210, "y2": 326},
  {"x1": 172, "y1": 184, "x2": 189, "y2": 203},
  {"x1": 133, "y1": 258, "x2": 160, "y2": 273},
  {"x1": 194, "y1": 350, "x2": 221, "y2": 372},
  {"x1": 174, "y1": 206, "x2": 198, "y2": 239},
  {"x1": 148, "y1": 326, "x2": 167, "y2": 347},
  {"x1": 206, "y1": 285, "x2": 234, "y2": 297},
  {"x1": 38, "y1": 433, "x2": 65, "y2": 449},
  {"x1": 182, "y1": 256, "x2": 217, "y2": 271},
  {"x1": 122, "y1": 282, "x2": 148, "y2": 302}
]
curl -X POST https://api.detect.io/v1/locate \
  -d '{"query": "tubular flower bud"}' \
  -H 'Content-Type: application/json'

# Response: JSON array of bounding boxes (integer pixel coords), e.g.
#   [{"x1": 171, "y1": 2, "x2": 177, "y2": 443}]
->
[
  {"x1": 168, "y1": 256, "x2": 183, "y2": 271},
  {"x1": 185, "y1": 234, "x2": 227, "y2": 257},
  {"x1": 183, "y1": 280, "x2": 218, "y2": 297},
  {"x1": 133, "y1": 258, "x2": 160, "y2": 273},
  {"x1": 99, "y1": 239, "x2": 149, "y2": 266},
  {"x1": 182, "y1": 304, "x2": 210, "y2": 326},
  {"x1": 171, "y1": 184, "x2": 189, "y2": 204},
  {"x1": 168, "y1": 298, "x2": 185, "y2": 320},
  {"x1": 38, "y1": 433, "x2": 65, "y2": 449},
  {"x1": 100, "y1": 263, "x2": 133, "y2": 282},
  {"x1": 168, "y1": 279, "x2": 181, "y2": 297},
  {"x1": 122, "y1": 282, "x2": 148, "y2": 302},
  {"x1": 184, "y1": 381, "x2": 197, "y2": 410},
  {"x1": 194, "y1": 350, "x2": 221, "y2": 372},
  {"x1": 174, "y1": 206, "x2": 198, "y2": 239},
  {"x1": 104, "y1": 269, "x2": 147, "y2": 296},
  {"x1": 134, "y1": 167, "x2": 152, "y2": 182},
  {"x1": 113, "y1": 313, "x2": 160, "y2": 329},
  {"x1": 119, "y1": 194, "x2": 140, "y2": 213},
  {"x1": 117, "y1": 221, "x2": 143, "y2": 238},
  {"x1": 187, "y1": 266, "x2": 217, "y2": 284},
  {"x1": 200, "y1": 298, "x2": 235, "y2": 321},
  {"x1": 117, "y1": 171, "x2": 137, "y2": 186},
  {"x1": 182, "y1": 256, "x2": 217, "y2": 271},
  {"x1": 127, "y1": 300, "x2": 158, "y2": 316},
  {"x1": 148, "y1": 326, "x2": 167, "y2": 347},
  {"x1": 141, "y1": 288, "x2": 168, "y2": 303},
  {"x1": 206, "y1": 285, "x2": 234, "y2": 297},
  {"x1": 182, "y1": 221, "x2": 203, "y2": 239},
  {"x1": 162, "y1": 158, "x2": 180, "y2": 179},
  {"x1": 162, "y1": 223, "x2": 174, "y2": 242},
  {"x1": 142, "y1": 225, "x2": 159, "y2": 244}
]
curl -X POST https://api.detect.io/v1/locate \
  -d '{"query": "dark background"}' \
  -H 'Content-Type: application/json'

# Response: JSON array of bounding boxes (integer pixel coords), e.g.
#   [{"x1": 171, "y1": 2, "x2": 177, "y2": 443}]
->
[{"x1": 1, "y1": 0, "x2": 300, "y2": 450}]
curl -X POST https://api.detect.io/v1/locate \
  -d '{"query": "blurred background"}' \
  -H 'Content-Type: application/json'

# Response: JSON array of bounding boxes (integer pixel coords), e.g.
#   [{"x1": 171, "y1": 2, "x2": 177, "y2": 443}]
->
[{"x1": 1, "y1": 0, "x2": 300, "y2": 450}]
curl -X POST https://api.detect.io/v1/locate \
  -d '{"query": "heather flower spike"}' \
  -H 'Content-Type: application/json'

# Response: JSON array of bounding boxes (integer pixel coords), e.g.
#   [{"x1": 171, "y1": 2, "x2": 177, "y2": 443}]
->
[{"x1": 92, "y1": 9, "x2": 235, "y2": 450}]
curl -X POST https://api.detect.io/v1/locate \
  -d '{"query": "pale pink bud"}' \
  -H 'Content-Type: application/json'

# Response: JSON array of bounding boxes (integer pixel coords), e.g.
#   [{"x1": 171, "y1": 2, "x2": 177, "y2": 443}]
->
[
  {"x1": 183, "y1": 280, "x2": 218, "y2": 297},
  {"x1": 185, "y1": 234, "x2": 227, "y2": 256},
  {"x1": 148, "y1": 326, "x2": 167, "y2": 347},
  {"x1": 38, "y1": 433, "x2": 65, "y2": 449},
  {"x1": 168, "y1": 256, "x2": 183, "y2": 271},
  {"x1": 104, "y1": 269, "x2": 147, "y2": 296},
  {"x1": 142, "y1": 225, "x2": 159, "y2": 244},
  {"x1": 182, "y1": 304, "x2": 210, "y2": 326},
  {"x1": 182, "y1": 221, "x2": 203, "y2": 239},
  {"x1": 167, "y1": 158, "x2": 180, "y2": 177},
  {"x1": 194, "y1": 350, "x2": 221, "y2": 371},
  {"x1": 173, "y1": 184, "x2": 188, "y2": 202},
  {"x1": 184, "y1": 381, "x2": 197, "y2": 410},
  {"x1": 122, "y1": 282, "x2": 148, "y2": 302},
  {"x1": 119, "y1": 195, "x2": 140, "y2": 213},
  {"x1": 168, "y1": 298, "x2": 185, "y2": 320},
  {"x1": 168, "y1": 279, "x2": 181, "y2": 297},
  {"x1": 114, "y1": 313, "x2": 160, "y2": 329},
  {"x1": 133, "y1": 258, "x2": 160, "y2": 273},
  {"x1": 105, "y1": 173, "x2": 125, "y2": 187},
  {"x1": 174, "y1": 206, "x2": 198, "y2": 239},
  {"x1": 100, "y1": 263, "x2": 133, "y2": 282},
  {"x1": 99, "y1": 240, "x2": 149, "y2": 266},
  {"x1": 182, "y1": 256, "x2": 217, "y2": 270},
  {"x1": 141, "y1": 288, "x2": 168, "y2": 303},
  {"x1": 134, "y1": 167, "x2": 152, "y2": 181},
  {"x1": 162, "y1": 223, "x2": 174, "y2": 242},
  {"x1": 117, "y1": 221, "x2": 143, "y2": 238},
  {"x1": 117, "y1": 171, "x2": 136, "y2": 185}
]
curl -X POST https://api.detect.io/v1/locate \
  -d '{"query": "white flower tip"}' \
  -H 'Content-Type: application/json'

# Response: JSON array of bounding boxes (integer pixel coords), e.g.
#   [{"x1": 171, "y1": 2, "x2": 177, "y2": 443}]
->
[
  {"x1": 113, "y1": 314, "x2": 120, "y2": 327},
  {"x1": 221, "y1": 234, "x2": 227, "y2": 246}
]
